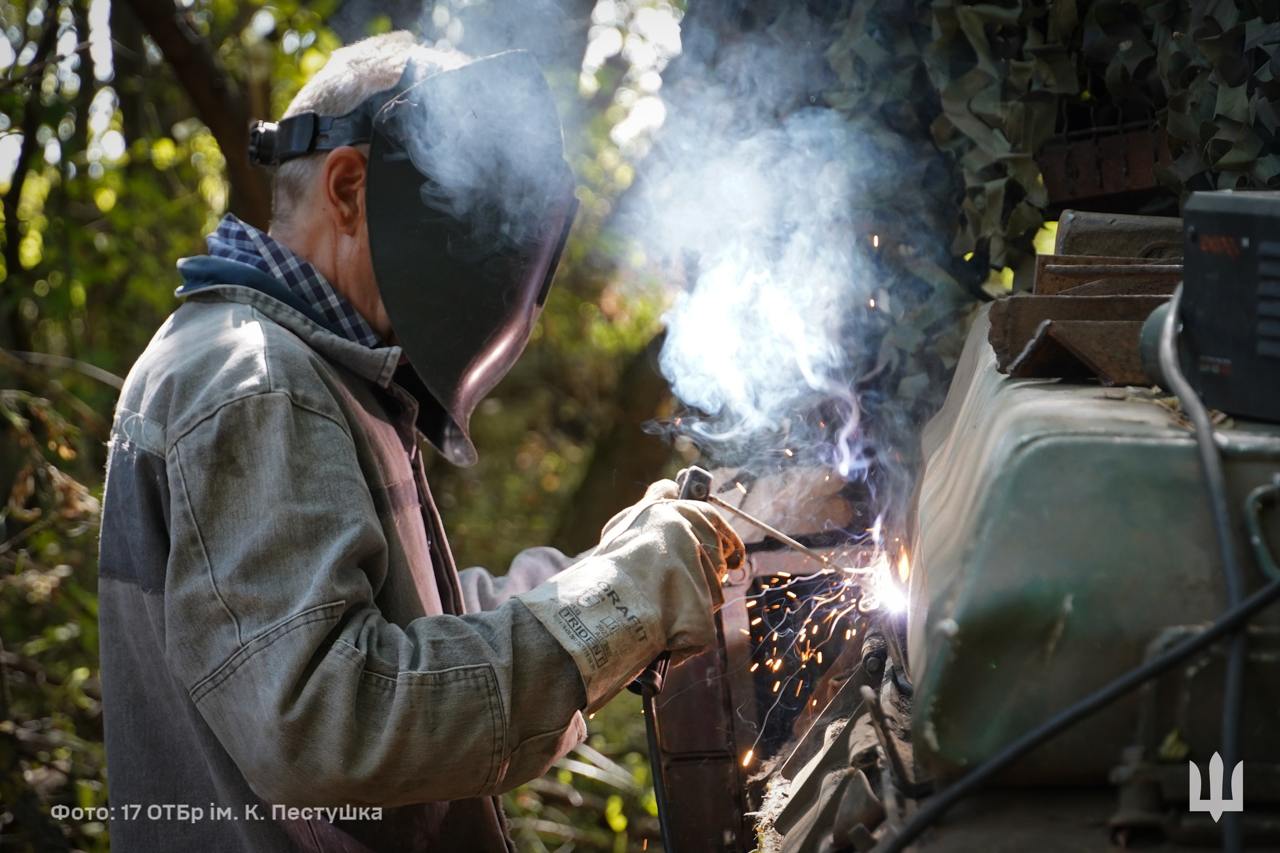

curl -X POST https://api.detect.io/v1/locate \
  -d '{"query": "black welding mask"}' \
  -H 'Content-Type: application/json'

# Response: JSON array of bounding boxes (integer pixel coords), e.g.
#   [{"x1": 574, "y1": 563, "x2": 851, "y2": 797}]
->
[{"x1": 249, "y1": 50, "x2": 578, "y2": 465}]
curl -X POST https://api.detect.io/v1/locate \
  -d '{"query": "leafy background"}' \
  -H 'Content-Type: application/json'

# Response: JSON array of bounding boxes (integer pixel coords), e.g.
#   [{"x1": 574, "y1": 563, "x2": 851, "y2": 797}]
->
[
  {"x1": 1, "y1": 1, "x2": 683, "y2": 850},
  {"x1": 3, "y1": 0, "x2": 1278, "y2": 850}
]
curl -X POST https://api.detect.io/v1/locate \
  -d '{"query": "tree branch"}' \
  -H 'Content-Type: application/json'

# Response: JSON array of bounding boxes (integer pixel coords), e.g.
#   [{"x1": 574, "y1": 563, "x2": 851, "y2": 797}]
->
[
  {"x1": 0, "y1": 40, "x2": 91, "y2": 93},
  {"x1": 110, "y1": 0, "x2": 148, "y2": 144},
  {"x1": 122, "y1": 0, "x2": 272, "y2": 227},
  {"x1": 0, "y1": 649, "x2": 102, "y2": 701}
]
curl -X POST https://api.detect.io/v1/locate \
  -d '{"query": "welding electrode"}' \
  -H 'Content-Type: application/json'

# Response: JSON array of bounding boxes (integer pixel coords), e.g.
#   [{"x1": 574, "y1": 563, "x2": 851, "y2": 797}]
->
[{"x1": 702, "y1": 493, "x2": 831, "y2": 568}]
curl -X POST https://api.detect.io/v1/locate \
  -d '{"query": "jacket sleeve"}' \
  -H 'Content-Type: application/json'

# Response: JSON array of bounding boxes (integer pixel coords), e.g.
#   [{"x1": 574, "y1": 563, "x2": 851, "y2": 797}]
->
[
  {"x1": 457, "y1": 546, "x2": 582, "y2": 612},
  {"x1": 164, "y1": 391, "x2": 587, "y2": 807}
]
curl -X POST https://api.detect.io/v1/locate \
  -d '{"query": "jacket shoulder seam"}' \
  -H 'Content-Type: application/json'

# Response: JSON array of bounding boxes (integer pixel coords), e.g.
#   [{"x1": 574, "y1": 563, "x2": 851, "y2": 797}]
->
[
  {"x1": 161, "y1": 301, "x2": 352, "y2": 445},
  {"x1": 192, "y1": 286, "x2": 397, "y2": 386},
  {"x1": 166, "y1": 389, "x2": 355, "y2": 453}
]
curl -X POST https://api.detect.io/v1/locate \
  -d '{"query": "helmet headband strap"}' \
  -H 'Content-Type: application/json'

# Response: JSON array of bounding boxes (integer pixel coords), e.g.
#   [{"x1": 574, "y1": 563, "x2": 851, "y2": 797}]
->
[{"x1": 246, "y1": 64, "x2": 418, "y2": 167}]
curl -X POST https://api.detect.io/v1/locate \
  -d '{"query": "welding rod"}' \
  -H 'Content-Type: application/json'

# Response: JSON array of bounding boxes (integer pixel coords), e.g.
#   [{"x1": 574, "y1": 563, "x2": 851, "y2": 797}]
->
[{"x1": 704, "y1": 493, "x2": 831, "y2": 568}]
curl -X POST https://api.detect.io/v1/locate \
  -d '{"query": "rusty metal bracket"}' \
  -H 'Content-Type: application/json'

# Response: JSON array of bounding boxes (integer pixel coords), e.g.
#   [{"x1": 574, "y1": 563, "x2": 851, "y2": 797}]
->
[
  {"x1": 989, "y1": 293, "x2": 1165, "y2": 375},
  {"x1": 1006, "y1": 318, "x2": 1148, "y2": 386}
]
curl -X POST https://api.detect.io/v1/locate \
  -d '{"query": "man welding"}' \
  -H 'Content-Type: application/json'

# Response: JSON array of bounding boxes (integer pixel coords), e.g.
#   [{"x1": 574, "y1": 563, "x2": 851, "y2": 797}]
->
[{"x1": 96, "y1": 32, "x2": 743, "y2": 852}]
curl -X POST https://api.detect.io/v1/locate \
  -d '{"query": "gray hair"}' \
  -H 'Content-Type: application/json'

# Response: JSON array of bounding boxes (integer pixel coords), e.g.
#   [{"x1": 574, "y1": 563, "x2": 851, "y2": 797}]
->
[{"x1": 271, "y1": 32, "x2": 465, "y2": 226}]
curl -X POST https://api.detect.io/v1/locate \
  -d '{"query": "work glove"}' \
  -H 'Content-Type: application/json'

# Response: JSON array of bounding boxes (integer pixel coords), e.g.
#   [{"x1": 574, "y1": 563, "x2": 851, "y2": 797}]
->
[{"x1": 516, "y1": 474, "x2": 745, "y2": 711}]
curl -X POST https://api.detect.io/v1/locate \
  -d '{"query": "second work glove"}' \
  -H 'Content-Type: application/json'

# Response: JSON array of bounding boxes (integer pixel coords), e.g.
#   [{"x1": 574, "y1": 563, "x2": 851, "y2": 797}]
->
[{"x1": 516, "y1": 477, "x2": 745, "y2": 711}]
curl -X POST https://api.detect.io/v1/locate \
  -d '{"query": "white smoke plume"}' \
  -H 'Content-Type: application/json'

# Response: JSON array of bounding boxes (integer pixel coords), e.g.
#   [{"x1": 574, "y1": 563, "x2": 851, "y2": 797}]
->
[
  {"x1": 645, "y1": 105, "x2": 871, "y2": 477},
  {"x1": 625, "y1": 4, "x2": 971, "y2": 507}
]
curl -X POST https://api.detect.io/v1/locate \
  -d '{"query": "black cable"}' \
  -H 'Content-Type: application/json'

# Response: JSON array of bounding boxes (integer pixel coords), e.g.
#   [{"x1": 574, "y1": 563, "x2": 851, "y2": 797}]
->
[
  {"x1": 1158, "y1": 285, "x2": 1248, "y2": 853},
  {"x1": 641, "y1": 693, "x2": 676, "y2": 852},
  {"x1": 875, "y1": 286, "x2": 1260, "y2": 853},
  {"x1": 873, "y1": 574, "x2": 1280, "y2": 853}
]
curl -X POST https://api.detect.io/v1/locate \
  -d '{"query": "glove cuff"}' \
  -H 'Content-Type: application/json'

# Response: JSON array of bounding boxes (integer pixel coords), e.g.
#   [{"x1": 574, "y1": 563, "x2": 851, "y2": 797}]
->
[{"x1": 515, "y1": 559, "x2": 666, "y2": 709}]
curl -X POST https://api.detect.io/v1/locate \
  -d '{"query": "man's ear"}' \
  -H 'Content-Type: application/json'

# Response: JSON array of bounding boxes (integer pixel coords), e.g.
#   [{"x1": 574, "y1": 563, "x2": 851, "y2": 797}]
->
[{"x1": 322, "y1": 146, "x2": 367, "y2": 235}]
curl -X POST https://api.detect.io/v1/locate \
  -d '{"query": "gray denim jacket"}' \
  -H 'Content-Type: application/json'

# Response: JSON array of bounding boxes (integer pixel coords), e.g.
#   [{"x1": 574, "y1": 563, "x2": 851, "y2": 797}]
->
[{"x1": 98, "y1": 280, "x2": 588, "y2": 852}]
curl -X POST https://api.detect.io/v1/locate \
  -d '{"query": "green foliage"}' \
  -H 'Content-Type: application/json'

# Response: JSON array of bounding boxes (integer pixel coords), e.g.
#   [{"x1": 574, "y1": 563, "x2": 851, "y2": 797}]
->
[
  {"x1": 507, "y1": 694, "x2": 662, "y2": 852},
  {"x1": 1, "y1": 372, "x2": 108, "y2": 852},
  {"x1": 1, "y1": 0, "x2": 678, "y2": 849}
]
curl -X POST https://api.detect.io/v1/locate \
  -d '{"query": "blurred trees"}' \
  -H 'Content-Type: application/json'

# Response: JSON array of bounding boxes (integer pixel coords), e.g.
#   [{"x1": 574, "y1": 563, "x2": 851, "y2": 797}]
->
[{"x1": 0, "y1": 0, "x2": 685, "y2": 849}]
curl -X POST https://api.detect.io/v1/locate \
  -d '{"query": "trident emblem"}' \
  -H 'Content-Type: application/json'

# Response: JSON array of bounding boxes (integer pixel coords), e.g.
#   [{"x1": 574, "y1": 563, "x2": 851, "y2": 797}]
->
[{"x1": 1189, "y1": 753, "x2": 1245, "y2": 822}]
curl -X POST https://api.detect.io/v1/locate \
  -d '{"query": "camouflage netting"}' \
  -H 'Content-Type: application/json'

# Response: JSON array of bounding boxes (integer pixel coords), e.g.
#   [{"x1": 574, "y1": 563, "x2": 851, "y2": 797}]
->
[
  {"x1": 658, "y1": 0, "x2": 1280, "y2": 509},
  {"x1": 826, "y1": 0, "x2": 1280, "y2": 284}
]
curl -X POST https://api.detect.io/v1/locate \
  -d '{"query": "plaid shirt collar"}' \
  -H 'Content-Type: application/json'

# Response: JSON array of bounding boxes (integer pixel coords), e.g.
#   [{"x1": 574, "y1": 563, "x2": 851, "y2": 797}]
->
[{"x1": 205, "y1": 214, "x2": 381, "y2": 349}]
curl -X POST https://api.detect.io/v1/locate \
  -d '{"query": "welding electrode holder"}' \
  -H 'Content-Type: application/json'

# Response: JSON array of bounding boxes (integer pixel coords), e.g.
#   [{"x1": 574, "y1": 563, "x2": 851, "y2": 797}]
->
[
  {"x1": 626, "y1": 467, "x2": 712, "y2": 853},
  {"x1": 627, "y1": 466, "x2": 713, "y2": 698}
]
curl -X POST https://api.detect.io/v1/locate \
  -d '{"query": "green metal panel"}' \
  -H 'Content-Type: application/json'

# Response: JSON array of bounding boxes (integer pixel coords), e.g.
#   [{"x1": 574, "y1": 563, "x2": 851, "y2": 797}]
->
[{"x1": 908, "y1": 306, "x2": 1280, "y2": 783}]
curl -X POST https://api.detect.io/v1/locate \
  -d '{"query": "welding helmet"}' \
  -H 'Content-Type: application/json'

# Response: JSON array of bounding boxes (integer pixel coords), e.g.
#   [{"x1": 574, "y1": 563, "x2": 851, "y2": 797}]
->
[{"x1": 249, "y1": 50, "x2": 578, "y2": 465}]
